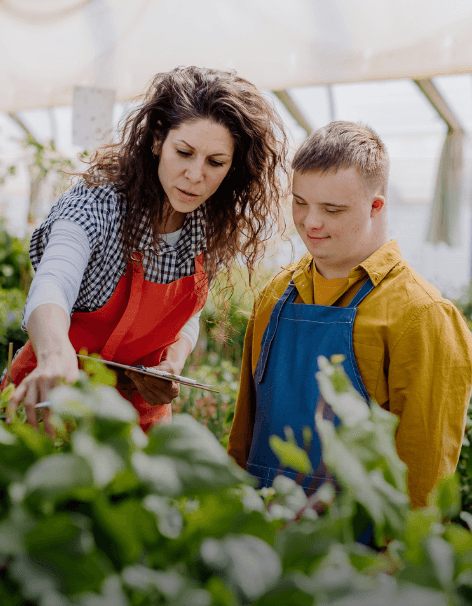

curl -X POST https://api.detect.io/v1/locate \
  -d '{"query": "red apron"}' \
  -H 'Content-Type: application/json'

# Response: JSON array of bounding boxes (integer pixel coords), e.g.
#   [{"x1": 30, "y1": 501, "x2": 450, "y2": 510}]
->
[{"x1": 1, "y1": 252, "x2": 208, "y2": 431}]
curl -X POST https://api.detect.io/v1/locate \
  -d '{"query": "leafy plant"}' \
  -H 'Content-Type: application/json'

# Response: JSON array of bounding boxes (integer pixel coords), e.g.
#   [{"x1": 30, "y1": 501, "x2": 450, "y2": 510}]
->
[
  {"x1": 0, "y1": 356, "x2": 471, "y2": 604},
  {"x1": 0, "y1": 217, "x2": 32, "y2": 291},
  {"x1": 173, "y1": 353, "x2": 240, "y2": 446},
  {"x1": 0, "y1": 287, "x2": 27, "y2": 371}
]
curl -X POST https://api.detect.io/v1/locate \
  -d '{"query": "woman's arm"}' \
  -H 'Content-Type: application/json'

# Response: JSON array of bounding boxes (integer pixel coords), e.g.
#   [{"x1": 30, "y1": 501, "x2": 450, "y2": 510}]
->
[
  {"x1": 8, "y1": 303, "x2": 80, "y2": 436},
  {"x1": 9, "y1": 220, "x2": 90, "y2": 434}
]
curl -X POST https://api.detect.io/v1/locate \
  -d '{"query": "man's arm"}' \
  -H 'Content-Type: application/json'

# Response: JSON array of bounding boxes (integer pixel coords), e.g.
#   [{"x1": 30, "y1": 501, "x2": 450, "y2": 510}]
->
[
  {"x1": 388, "y1": 300, "x2": 472, "y2": 509},
  {"x1": 227, "y1": 308, "x2": 258, "y2": 469}
]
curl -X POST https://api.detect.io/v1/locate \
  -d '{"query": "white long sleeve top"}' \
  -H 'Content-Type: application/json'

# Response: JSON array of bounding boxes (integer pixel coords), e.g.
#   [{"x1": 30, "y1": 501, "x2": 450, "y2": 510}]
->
[{"x1": 24, "y1": 219, "x2": 201, "y2": 350}]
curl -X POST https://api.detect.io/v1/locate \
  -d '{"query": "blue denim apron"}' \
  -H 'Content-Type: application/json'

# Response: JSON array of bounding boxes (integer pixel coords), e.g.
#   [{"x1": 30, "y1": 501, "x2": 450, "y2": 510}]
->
[{"x1": 247, "y1": 277, "x2": 374, "y2": 495}]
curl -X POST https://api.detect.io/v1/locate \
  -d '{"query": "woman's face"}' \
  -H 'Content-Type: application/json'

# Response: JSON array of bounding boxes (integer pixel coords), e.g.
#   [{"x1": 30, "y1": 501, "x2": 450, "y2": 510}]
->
[{"x1": 157, "y1": 118, "x2": 234, "y2": 225}]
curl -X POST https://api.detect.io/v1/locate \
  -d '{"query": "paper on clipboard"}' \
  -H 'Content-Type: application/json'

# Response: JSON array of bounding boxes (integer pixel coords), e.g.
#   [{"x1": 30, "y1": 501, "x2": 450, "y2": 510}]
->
[{"x1": 76, "y1": 355, "x2": 219, "y2": 393}]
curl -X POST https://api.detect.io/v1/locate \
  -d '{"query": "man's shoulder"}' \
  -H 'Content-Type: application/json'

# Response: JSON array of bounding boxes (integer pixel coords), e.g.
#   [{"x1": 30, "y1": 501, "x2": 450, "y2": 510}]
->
[
  {"x1": 381, "y1": 259, "x2": 467, "y2": 337},
  {"x1": 387, "y1": 258, "x2": 448, "y2": 307},
  {"x1": 255, "y1": 253, "x2": 311, "y2": 311}
]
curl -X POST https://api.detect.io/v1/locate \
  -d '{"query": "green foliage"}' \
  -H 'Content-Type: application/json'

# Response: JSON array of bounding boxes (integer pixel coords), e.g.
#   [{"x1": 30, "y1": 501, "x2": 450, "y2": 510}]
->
[
  {"x1": 173, "y1": 267, "x2": 261, "y2": 445},
  {"x1": 0, "y1": 358, "x2": 471, "y2": 604},
  {"x1": 458, "y1": 412, "x2": 472, "y2": 514},
  {"x1": 172, "y1": 354, "x2": 240, "y2": 446},
  {"x1": 0, "y1": 219, "x2": 31, "y2": 369},
  {"x1": 452, "y1": 287, "x2": 472, "y2": 514},
  {"x1": 0, "y1": 218, "x2": 32, "y2": 291},
  {"x1": 0, "y1": 287, "x2": 27, "y2": 371}
]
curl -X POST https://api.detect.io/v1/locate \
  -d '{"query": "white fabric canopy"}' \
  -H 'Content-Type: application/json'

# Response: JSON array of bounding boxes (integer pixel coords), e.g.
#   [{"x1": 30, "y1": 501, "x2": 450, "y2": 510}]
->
[{"x1": 2, "y1": 0, "x2": 472, "y2": 112}]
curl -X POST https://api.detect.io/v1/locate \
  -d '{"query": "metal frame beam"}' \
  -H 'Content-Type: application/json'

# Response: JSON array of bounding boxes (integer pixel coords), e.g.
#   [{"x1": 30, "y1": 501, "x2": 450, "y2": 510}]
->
[
  {"x1": 272, "y1": 90, "x2": 312, "y2": 135},
  {"x1": 413, "y1": 79, "x2": 464, "y2": 133}
]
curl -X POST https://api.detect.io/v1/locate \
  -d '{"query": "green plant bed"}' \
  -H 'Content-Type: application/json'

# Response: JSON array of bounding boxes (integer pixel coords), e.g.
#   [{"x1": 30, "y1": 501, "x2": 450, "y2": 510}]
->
[
  {"x1": 0, "y1": 287, "x2": 28, "y2": 371},
  {"x1": 0, "y1": 357, "x2": 471, "y2": 605}
]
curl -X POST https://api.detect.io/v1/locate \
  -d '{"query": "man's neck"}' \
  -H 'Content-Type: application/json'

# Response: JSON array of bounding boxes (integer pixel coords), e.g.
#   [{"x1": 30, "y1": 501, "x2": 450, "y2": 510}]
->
[{"x1": 315, "y1": 235, "x2": 389, "y2": 279}]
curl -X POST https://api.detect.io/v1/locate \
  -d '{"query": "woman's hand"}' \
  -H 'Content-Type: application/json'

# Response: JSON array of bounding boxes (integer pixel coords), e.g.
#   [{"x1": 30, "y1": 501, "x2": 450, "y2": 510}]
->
[
  {"x1": 125, "y1": 335, "x2": 193, "y2": 406},
  {"x1": 8, "y1": 303, "x2": 80, "y2": 438},
  {"x1": 125, "y1": 359, "x2": 180, "y2": 406},
  {"x1": 8, "y1": 344, "x2": 79, "y2": 438}
]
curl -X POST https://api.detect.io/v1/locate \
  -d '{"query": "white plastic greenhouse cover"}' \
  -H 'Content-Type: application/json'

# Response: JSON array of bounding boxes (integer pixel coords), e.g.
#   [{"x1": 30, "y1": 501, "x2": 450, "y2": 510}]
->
[{"x1": 1, "y1": 0, "x2": 472, "y2": 112}]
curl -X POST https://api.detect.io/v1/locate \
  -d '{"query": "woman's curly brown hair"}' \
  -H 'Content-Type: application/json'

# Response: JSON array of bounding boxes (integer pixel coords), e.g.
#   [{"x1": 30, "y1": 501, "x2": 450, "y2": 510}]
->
[{"x1": 80, "y1": 66, "x2": 289, "y2": 287}]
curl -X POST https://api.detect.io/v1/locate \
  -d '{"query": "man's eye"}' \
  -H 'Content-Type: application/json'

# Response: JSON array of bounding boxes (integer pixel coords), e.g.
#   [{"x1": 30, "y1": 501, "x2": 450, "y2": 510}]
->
[{"x1": 326, "y1": 208, "x2": 341, "y2": 214}]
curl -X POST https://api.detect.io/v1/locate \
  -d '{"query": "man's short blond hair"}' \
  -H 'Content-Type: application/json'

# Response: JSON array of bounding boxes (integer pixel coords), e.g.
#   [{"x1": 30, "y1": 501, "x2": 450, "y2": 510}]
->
[{"x1": 292, "y1": 121, "x2": 389, "y2": 195}]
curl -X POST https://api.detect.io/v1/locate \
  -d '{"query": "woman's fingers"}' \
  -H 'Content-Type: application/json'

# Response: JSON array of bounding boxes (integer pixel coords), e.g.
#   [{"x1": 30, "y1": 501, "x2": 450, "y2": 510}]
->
[
  {"x1": 40, "y1": 407, "x2": 55, "y2": 439},
  {"x1": 126, "y1": 371, "x2": 179, "y2": 406},
  {"x1": 24, "y1": 380, "x2": 40, "y2": 430}
]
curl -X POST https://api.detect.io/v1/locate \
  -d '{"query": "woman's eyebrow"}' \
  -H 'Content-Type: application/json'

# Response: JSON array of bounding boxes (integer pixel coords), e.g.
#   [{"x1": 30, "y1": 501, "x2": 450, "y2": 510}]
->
[{"x1": 175, "y1": 138, "x2": 232, "y2": 157}]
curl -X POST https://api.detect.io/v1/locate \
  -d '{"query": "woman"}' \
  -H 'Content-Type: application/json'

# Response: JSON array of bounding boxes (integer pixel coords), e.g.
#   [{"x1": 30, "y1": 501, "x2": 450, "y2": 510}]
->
[{"x1": 2, "y1": 66, "x2": 288, "y2": 434}]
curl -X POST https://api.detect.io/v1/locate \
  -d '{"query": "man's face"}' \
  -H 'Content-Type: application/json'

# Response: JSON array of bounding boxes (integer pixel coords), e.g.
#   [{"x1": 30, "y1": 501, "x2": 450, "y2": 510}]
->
[{"x1": 292, "y1": 167, "x2": 385, "y2": 278}]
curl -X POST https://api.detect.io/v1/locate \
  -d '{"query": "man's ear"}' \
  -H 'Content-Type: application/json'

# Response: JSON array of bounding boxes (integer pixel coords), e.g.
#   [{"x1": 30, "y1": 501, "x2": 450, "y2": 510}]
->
[{"x1": 371, "y1": 196, "x2": 385, "y2": 217}]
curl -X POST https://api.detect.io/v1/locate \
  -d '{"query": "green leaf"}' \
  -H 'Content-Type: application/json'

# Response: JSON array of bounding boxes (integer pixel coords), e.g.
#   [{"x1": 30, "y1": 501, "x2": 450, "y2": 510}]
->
[
  {"x1": 424, "y1": 536, "x2": 455, "y2": 590},
  {"x1": 200, "y1": 534, "x2": 281, "y2": 600},
  {"x1": 269, "y1": 434, "x2": 313, "y2": 475},
  {"x1": 0, "y1": 508, "x2": 35, "y2": 556},
  {"x1": 432, "y1": 474, "x2": 461, "y2": 519},
  {"x1": 443, "y1": 523, "x2": 472, "y2": 576},
  {"x1": 131, "y1": 452, "x2": 182, "y2": 496},
  {"x1": 265, "y1": 475, "x2": 308, "y2": 521},
  {"x1": 316, "y1": 356, "x2": 370, "y2": 426},
  {"x1": 403, "y1": 507, "x2": 441, "y2": 565},
  {"x1": 139, "y1": 415, "x2": 248, "y2": 496},
  {"x1": 24, "y1": 453, "x2": 94, "y2": 501},
  {"x1": 255, "y1": 574, "x2": 313, "y2": 606},
  {"x1": 0, "y1": 424, "x2": 17, "y2": 446},
  {"x1": 74, "y1": 575, "x2": 128, "y2": 606},
  {"x1": 72, "y1": 431, "x2": 125, "y2": 488},
  {"x1": 92, "y1": 497, "x2": 159, "y2": 568},
  {"x1": 122, "y1": 565, "x2": 184, "y2": 599},
  {"x1": 49, "y1": 380, "x2": 137, "y2": 424},
  {"x1": 143, "y1": 495, "x2": 183, "y2": 539}
]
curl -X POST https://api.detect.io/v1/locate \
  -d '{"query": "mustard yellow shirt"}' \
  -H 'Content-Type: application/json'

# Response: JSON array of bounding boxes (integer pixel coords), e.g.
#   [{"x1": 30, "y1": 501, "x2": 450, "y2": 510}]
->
[{"x1": 227, "y1": 240, "x2": 472, "y2": 508}]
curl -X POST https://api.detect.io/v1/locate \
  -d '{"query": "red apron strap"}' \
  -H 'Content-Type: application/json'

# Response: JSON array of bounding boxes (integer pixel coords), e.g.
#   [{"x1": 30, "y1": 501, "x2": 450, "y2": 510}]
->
[
  {"x1": 195, "y1": 252, "x2": 204, "y2": 273},
  {"x1": 101, "y1": 252, "x2": 144, "y2": 361}
]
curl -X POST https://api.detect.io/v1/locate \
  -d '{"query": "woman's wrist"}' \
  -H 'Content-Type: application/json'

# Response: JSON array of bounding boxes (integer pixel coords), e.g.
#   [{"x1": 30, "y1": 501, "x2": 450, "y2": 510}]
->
[{"x1": 161, "y1": 335, "x2": 193, "y2": 375}]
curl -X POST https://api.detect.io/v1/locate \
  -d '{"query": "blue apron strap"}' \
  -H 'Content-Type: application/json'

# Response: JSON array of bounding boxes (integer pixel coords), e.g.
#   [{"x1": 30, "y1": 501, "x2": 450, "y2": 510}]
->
[
  {"x1": 255, "y1": 281, "x2": 298, "y2": 384},
  {"x1": 348, "y1": 277, "x2": 374, "y2": 308}
]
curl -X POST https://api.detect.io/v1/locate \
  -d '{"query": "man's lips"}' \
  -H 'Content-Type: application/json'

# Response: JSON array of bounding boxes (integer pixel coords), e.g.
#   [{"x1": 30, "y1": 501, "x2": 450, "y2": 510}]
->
[{"x1": 306, "y1": 233, "x2": 330, "y2": 241}]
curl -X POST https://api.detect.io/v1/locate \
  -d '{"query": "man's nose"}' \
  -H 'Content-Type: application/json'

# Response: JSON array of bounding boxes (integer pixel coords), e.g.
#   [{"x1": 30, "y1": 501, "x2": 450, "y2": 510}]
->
[{"x1": 305, "y1": 209, "x2": 324, "y2": 230}]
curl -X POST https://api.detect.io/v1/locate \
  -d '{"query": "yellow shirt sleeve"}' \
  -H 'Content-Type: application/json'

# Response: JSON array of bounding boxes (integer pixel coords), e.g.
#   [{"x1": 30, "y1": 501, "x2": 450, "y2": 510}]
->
[
  {"x1": 227, "y1": 305, "x2": 257, "y2": 469},
  {"x1": 388, "y1": 299, "x2": 472, "y2": 508}
]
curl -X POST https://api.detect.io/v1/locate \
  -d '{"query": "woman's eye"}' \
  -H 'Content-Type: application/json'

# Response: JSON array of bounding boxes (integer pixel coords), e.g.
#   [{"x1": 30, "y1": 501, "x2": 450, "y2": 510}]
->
[
  {"x1": 209, "y1": 159, "x2": 224, "y2": 167},
  {"x1": 177, "y1": 150, "x2": 191, "y2": 157}
]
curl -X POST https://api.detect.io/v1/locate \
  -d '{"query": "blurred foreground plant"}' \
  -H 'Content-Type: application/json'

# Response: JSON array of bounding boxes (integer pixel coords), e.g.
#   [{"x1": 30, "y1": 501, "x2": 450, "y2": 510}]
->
[{"x1": 0, "y1": 358, "x2": 471, "y2": 604}]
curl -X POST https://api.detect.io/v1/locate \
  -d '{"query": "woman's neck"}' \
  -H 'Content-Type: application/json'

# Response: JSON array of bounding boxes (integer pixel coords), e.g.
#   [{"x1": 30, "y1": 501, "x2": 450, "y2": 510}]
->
[{"x1": 157, "y1": 204, "x2": 186, "y2": 234}]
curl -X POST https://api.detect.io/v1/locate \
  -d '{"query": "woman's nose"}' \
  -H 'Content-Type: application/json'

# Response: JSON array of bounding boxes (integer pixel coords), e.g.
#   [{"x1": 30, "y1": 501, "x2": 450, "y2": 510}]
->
[{"x1": 185, "y1": 161, "x2": 204, "y2": 183}]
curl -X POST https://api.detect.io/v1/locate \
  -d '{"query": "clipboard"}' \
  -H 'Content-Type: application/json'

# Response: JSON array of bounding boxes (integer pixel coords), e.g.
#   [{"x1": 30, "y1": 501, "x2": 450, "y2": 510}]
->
[{"x1": 76, "y1": 354, "x2": 219, "y2": 393}]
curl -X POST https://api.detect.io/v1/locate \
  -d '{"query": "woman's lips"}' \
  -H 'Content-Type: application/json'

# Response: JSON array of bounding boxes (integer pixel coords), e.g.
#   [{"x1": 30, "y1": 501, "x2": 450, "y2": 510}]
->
[{"x1": 177, "y1": 188, "x2": 198, "y2": 202}]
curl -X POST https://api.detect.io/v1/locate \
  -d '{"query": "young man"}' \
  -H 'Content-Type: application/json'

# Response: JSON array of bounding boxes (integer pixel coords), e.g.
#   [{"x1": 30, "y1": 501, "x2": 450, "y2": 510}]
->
[{"x1": 228, "y1": 121, "x2": 472, "y2": 509}]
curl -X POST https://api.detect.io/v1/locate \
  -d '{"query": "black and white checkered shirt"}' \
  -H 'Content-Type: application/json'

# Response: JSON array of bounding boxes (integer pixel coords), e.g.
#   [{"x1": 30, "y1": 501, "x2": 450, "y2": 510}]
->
[{"x1": 28, "y1": 181, "x2": 206, "y2": 317}]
